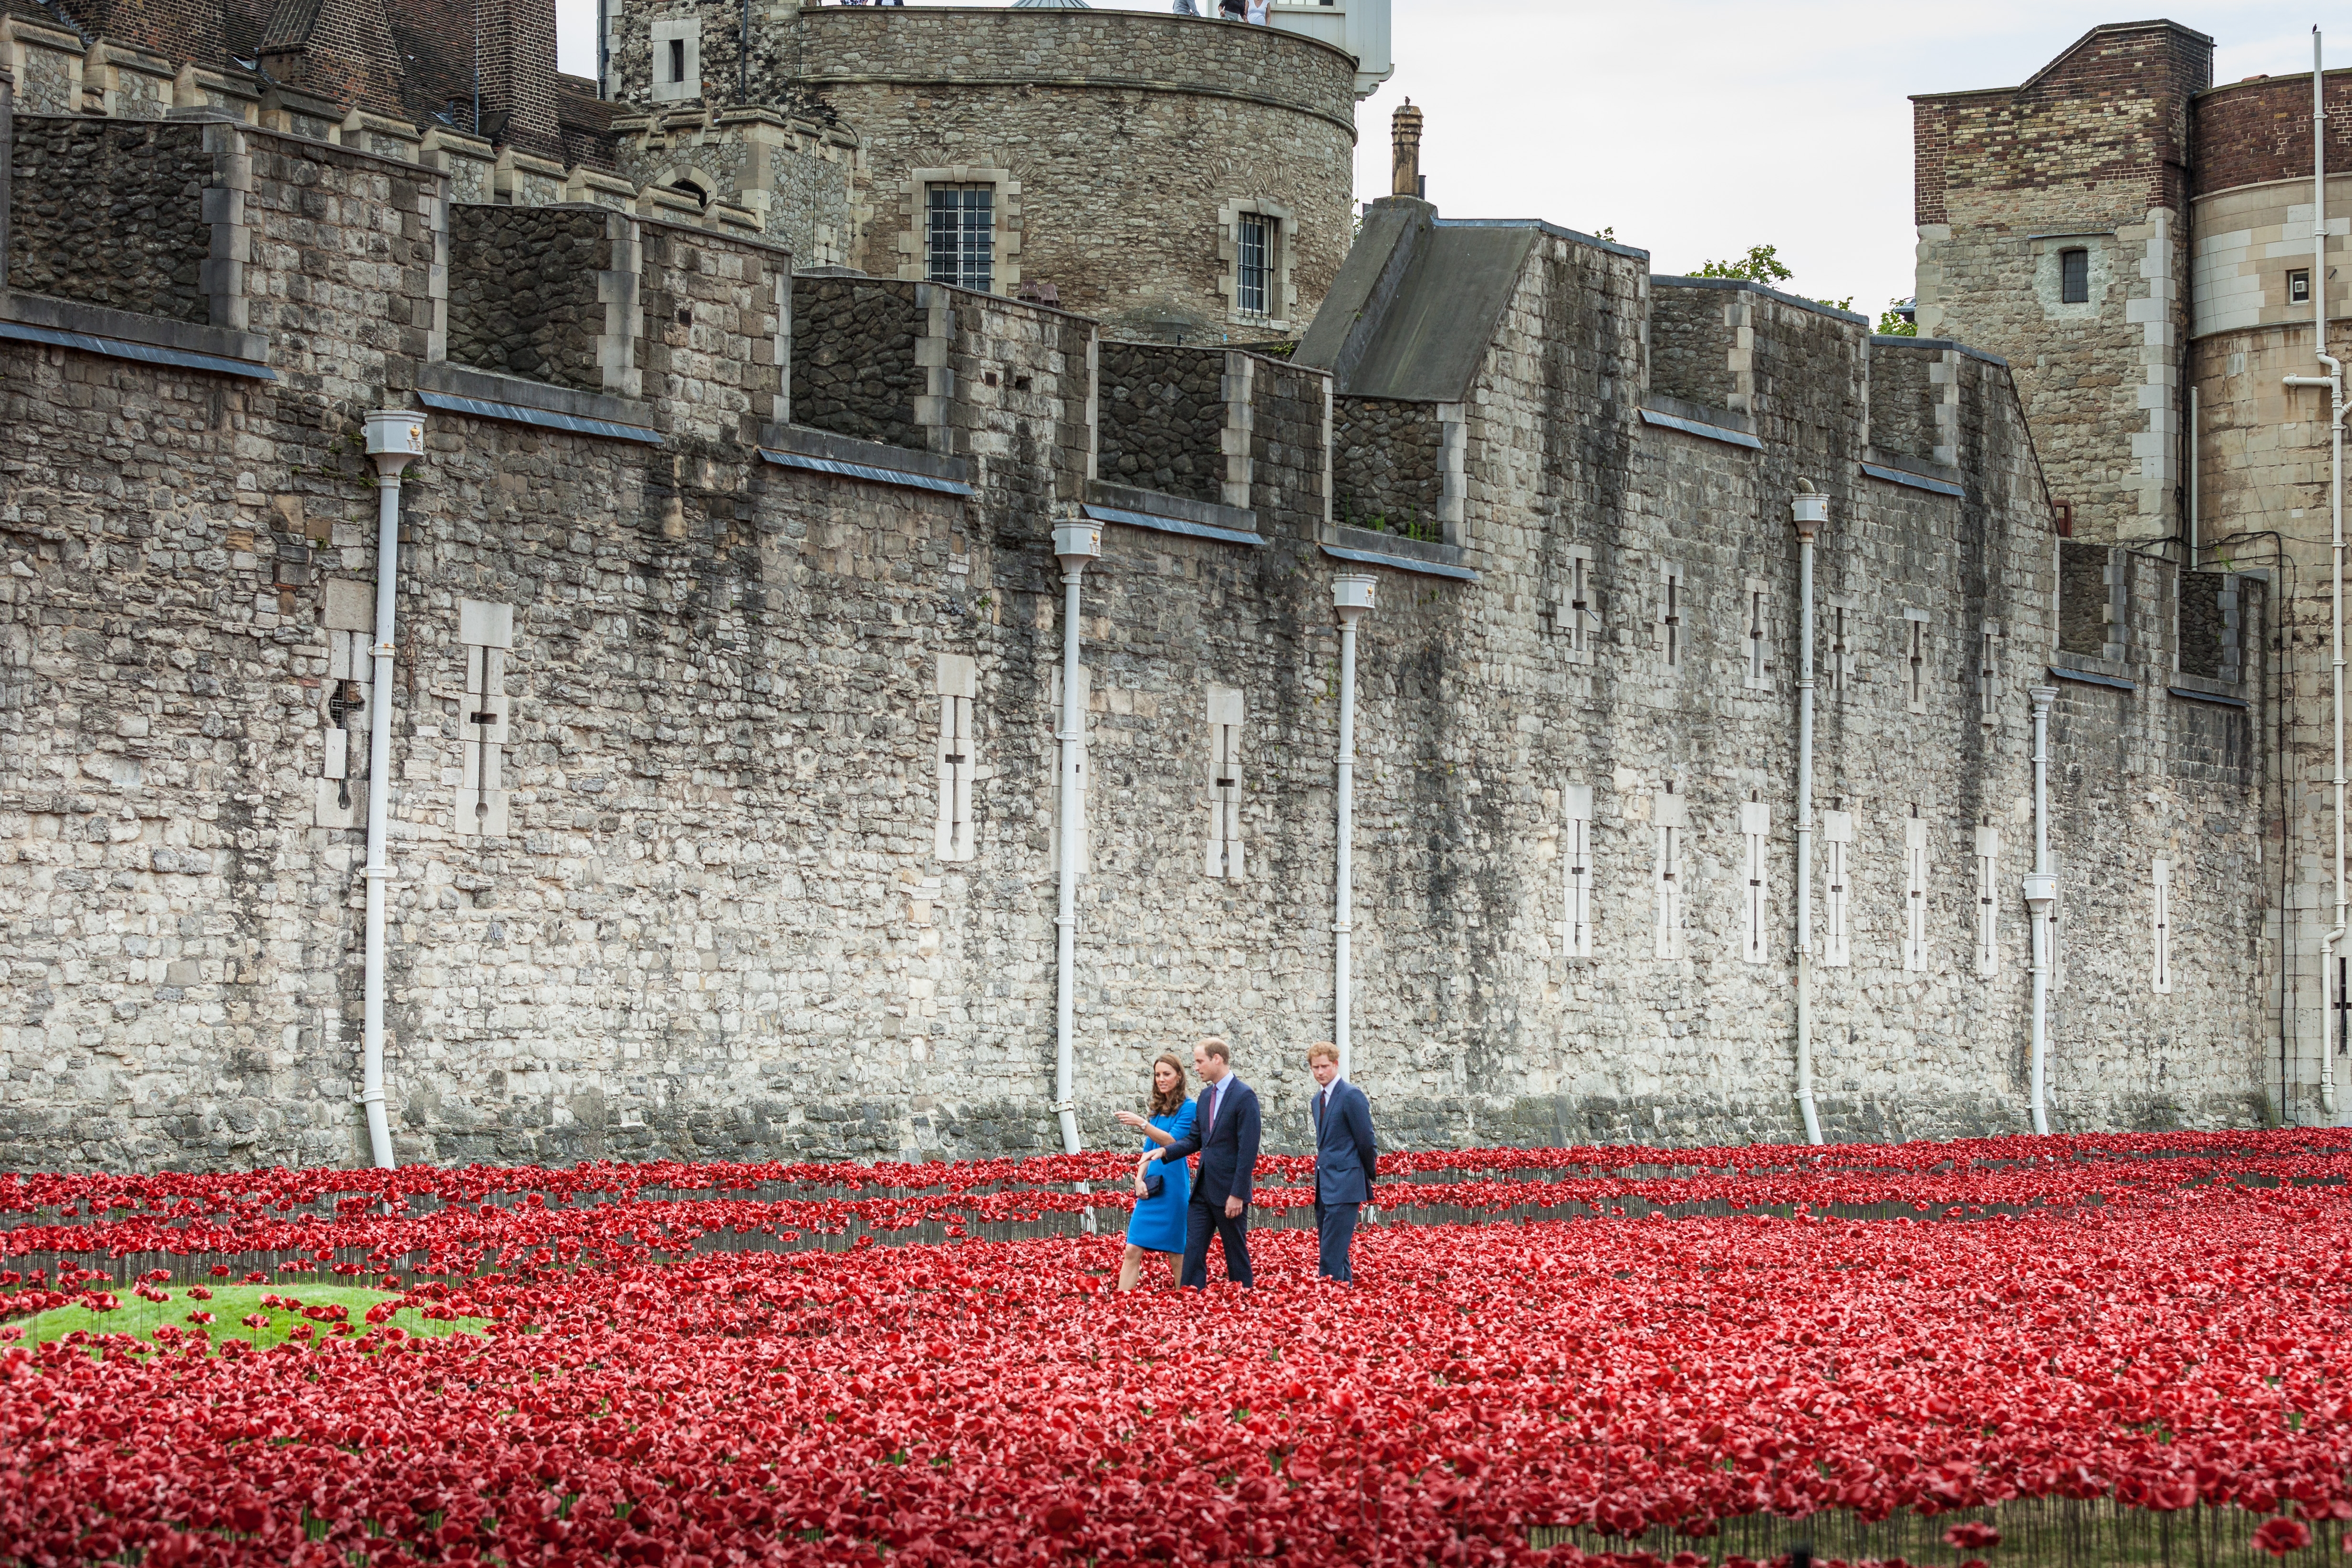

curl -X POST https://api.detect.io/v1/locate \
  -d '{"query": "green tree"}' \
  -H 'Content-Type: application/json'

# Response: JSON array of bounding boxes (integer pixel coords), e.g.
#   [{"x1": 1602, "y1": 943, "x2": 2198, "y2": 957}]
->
[
  {"x1": 1693, "y1": 243, "x2": 1854, "y2": 313},
  {"x1": 1876, "y1": 300, "x2": 1918, "y2": 337}
]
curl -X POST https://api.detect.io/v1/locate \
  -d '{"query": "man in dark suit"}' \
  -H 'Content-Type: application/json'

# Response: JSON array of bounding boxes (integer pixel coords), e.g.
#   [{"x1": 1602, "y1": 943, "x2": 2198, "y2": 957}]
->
[
  {"x1": 1307, "y1": 1042, "x2": 1375, "y2": 1284},
  {"x1": 1149, "y1": 1036, "x2": 1259, "y2": 1288}
]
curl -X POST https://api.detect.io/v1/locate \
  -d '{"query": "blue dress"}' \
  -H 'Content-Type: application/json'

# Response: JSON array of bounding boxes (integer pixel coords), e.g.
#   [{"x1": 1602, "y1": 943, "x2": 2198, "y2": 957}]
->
[{"x1": 1125, "y1": 1102, "x2": 1196, "y2": 1254}]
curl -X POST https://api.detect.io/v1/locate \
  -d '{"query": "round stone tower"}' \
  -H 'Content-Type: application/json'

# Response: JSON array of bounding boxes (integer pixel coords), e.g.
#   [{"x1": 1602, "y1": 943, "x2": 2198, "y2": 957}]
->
[{"x1": 602, "y1": 2, "x2": 1366, "y2": 343}]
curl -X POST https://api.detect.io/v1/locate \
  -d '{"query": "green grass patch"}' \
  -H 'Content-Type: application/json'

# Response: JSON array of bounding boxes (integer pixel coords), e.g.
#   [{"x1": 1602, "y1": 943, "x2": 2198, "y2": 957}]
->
[{"x1": 5, "y1": 1283, "x2": 489, "y2": 1354}]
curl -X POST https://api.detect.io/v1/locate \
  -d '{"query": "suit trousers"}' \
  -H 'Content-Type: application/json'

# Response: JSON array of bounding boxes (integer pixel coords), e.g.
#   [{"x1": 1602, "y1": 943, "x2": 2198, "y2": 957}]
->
[
  {"x1": 1180, "y1": 1194, "x2": 1253, "y2": 1288},
  {"x1": 1314, "y1": 1198, "x2": 1360, "y2": 1283}
]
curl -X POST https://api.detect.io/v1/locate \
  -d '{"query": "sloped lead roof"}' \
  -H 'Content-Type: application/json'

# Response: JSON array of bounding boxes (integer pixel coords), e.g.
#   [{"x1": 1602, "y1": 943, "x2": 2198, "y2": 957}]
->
[{"x1": 1293, "y1": 198, "x2": 1538, "y2": 402}]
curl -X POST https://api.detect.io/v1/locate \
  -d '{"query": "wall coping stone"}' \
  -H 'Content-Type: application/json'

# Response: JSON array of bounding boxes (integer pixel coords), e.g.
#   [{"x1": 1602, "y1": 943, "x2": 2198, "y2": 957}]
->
[
  {"x1": 1872, "y1": 333, "x2": 2011, "y2": 368},
  {"x1": 1644, "y1": 393, "x2": 1754, "y2": 436},
  {"x1": 1653, "y1": 273, "x2": 1871, "y2": 327},
  {"x1": 2168, "y1": 685, "x2": 2249, "y2": 709},
  {"x1": 763, "y1": 421, "x2": 971, "y2": 484},
  {"x1": 0, "y1": 290, "x2": 267, "y2": 365},
  {"x1": 2048, "y1": 660, "x2": 2138, "y2": 693},
  {"x1": 2170, "y1": 668, "x2": 2248, "y2": 701},
  {"x1": 1862, "y1": 459, "x2": 1966, "y2": 498},
  {"x1": 1087, "y1": 479, "x2": 1255, "y2": 533},
  {"x1": 1638, "y1": 405, "x2": 1763, "y2": 451},
  {"x1": 417, "y1": 360, "x2": 660, "y2": 431},
  {"x1": 1325, "y1": 521, "x2": 1471, "y2": 574},
  {"x1": 1321, "y1": 537, "x2": 1477, "y2": 583}
]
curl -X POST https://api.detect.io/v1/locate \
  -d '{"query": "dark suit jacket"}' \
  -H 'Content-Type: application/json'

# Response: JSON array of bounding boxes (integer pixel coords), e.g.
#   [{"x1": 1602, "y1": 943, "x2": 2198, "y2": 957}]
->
[
  {"x1": 1158, "y1": 1075, "x2": 1260, "y2": 1206},
  {"x1": 1310, "y1": 1079, "x2": 1376, "y2": 1205}
]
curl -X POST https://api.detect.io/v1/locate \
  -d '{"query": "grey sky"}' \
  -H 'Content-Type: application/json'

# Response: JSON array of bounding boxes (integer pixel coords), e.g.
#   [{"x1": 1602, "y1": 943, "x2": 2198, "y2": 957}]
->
[{"x1": 555, "y1": 2, "x2": 2336, "y2": 322}]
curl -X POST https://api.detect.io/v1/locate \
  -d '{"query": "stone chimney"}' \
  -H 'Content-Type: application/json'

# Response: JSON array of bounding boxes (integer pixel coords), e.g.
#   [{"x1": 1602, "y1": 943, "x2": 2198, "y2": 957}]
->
[{"x1": 1391, "y1": 98, "x2": 1423, "y2": 198}]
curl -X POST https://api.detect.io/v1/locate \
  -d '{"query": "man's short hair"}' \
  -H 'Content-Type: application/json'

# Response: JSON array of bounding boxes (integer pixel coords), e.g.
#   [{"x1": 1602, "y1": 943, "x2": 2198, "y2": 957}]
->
[
  {"x1": 1306, "y1": 1042, "x2": 1339, "y2": 1066},
  {"x1": 1197, "y1": 1036, "x2": 1232, "y2": 1063}
]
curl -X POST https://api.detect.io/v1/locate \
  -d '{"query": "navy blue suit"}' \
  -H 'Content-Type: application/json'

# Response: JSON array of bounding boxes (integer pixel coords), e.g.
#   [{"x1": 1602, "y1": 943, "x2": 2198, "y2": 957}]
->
[
  {"x1": 1157, "y1": 1073, "x2": 1260, "y2": 1288},
  {"x1": 1310, "y1": 1078, "x2": 1376, "y2": 1282}
]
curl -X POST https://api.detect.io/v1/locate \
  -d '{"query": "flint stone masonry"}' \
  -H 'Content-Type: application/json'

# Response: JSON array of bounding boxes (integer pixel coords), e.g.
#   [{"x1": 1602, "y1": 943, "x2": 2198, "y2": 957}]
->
[
  {"x1": 9, "y1": 118, "x2": 213, "y2": 323},
  {"x1": 1646, "y1": 286, "x2": 1738, "y2": 411},
  {"x1": 1095, "y1": 343, "x2": 1227, "y2": 505},
  {"x1": 0, "y1": 109, "x2": 2279, "y2": 1172},
  {"x1": 787, "y1": 275, "x2": 923, "y2": 451},
  {"x1": 1332, "y1": 396, "x2": 1441, "y2": 538},
  {"x1": 446, "y1": 205, "x2": 614, "y2": 391}
]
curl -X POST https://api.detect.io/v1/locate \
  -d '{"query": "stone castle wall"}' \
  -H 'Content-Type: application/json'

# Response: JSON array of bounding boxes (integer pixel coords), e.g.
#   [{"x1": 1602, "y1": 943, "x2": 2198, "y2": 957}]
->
[
  {"x1": 787, "y1": 275, "x2": 923, "y2": 451},
  {"x1": 1911, "y1": 20, "x2": 2210, "y2": 547},
  {"x1": 1332, "y1": 397, "x2": 1441, "y2": 539},
  {"x1": 0, "y1": 117, "x2": 2281, "y2": 1173},
  {"x1": 606, "y1": 4, "x2": 1356, "y2": 340},
  {"x1": 1096, "y1": 343, "x2": 1227, "y2": 504},
  {"x1": 9, "y1": 118, "x2": 215, "y2": 322},
  {"x1": 446, "y1": 206, "x2": 615, "y2": 390}
]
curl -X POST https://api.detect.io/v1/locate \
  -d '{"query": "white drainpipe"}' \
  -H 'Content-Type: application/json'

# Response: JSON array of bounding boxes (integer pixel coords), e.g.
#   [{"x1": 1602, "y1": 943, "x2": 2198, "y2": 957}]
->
[
  {"x1": 1331, "y1": 573, "x2": 1377, "y2": 1079},
  {"x1": 1790, "y1": 483, "x2": 1826, "y2": 1145},
  {"x1": 358, "y1": 411, "x2": 427, "y2": 1170},
  {"x1": 1049, "y1": 519, "x2": 1102, "y2": 1156},
  {"x1": 2023, "y1": 685, "x2": 2058, "y2": 1134},
  {"x1": 2286, "y1": 27, "x2": 2342, "y2": 1120}
]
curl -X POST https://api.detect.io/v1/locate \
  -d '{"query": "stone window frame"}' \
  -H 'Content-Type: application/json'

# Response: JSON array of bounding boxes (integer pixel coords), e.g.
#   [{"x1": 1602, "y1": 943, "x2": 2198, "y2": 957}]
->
[
  {"x1": 1741, "y1": 575, "x2": 1773, "y2": 692},
  {"x1": 896, "y1": 166, "x2": 1021, "y2": 296},
  {"x1": 1824, "y1": 592, "x2": 1861, "y2": 694},
  {"x1": 648, "y1": 17, "x2": 701, "y2": 105},
  {"x1": 1901, "y1": 606, "x2": 1930, "y2": 715},
  {"x1": 1217, "y1": 198, "x2": 1297, "y2": 331},
  {"x1": 2031, "y1": 231, "x2": 2112, "y2": 322}
]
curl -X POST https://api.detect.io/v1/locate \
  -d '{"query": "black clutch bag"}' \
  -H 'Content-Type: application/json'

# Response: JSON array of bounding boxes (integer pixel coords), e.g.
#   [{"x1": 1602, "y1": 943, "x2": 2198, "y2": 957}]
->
[{"x1": 1141, "y1": 1171, "x2": 1166, "y2": 1200}]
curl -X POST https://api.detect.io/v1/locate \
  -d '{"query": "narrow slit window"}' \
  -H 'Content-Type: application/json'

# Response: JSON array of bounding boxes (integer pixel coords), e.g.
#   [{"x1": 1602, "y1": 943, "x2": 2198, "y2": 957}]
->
[
  {"x1": 1654, "y1": 782, "x2": 1685, "y2": 960},
  {"x1": 2151, "y1": 858, "x2": 2172, "y2": 994},
  {"x1": 936, "y1": 655, "x2": 978, "y2": 862},
  {"x1": 1562, "y1": 784, "x2": 1593, "y2": 960},
  {"x1": 1205, "y1": 685, "x2": 1245, "y2": 880},
  {"x1": 455, "y1": 600, "x2": 513, "y2": 839},
  {"x1": 1828, "y1": 604, "x2": 1853, "y2": 694},
  {"x1": 1904, "y1": 611, "x2": 1928, "y2": 714},
  {"x1": 1903, "y1": 808, "x2": 1929, "y2": 973},
  {"x1": 926, "y1": 184, "x2": 995, "y2": 293},
  {"x1": 1660, "y1": 567, "x2": 1684, "y2": 670},
  {"x1": 1566, "y1": 548, "x2": 1596, "y2": 663},
  {"x1": 1739, "y1": 800, "x2": 1770, "y2": 963},
  {"x1": 1978, "y1": 623, "x2": 2000, "y2": 726},
  {"x1": 668, "y1": 37, "x2": 686, "y2": 82},
  {"x1": 1822, "y1": 809, "x2": 1853, "y2": 968},
  {"x1": 2060, "y1": 248, "x2": 2090, "y2": 305},
  {"x1": 1743, "y1": 581, "x2": 1772, "y2": 691},
  {"x1": 1975, "y1": 824, "x2": 2000, "y2": 978}
]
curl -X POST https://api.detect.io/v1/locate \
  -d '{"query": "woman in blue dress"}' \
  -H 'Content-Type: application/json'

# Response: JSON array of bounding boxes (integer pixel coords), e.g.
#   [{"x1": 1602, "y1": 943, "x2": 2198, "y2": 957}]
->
[{"x1": 1113, "y1": 1052, "x2": 1196, "y2": 1291}]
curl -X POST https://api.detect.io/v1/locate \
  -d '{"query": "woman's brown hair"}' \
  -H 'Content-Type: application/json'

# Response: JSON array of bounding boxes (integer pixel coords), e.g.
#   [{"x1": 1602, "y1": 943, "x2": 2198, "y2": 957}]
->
[{"x1": 1148, "y1": 1052, "x2": 1189, "y2": 1117}]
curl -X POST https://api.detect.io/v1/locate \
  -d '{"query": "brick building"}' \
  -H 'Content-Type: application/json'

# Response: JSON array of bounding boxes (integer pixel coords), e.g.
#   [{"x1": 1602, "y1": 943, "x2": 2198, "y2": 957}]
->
[
  {"x1": 1917, "y1": 21, "x2": 2348, "y2": 1124},
  {"x1": 0, "y1": 2, "x2": 2292, "y2": 1171}
]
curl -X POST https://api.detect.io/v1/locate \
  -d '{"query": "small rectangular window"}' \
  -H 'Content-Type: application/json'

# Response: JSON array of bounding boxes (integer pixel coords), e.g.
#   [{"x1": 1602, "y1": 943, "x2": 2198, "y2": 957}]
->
[
  {"x1": 927, "y1": 184, "x2": 995, "y2": 293},
  {"x1": 1902, "y1": 809, "x2": 1929, "y2": 973},
  {"x1": 936, "y1": 655, "x2": 978, "y2": 862},
  {"x1": 1821, "y1": 809, "x2": 1853, "y2": 968},
  {"x1": 2151, "y1": 858, "x2": 2173, "y2": 994},
  {"x1": 1205, "y1": 685, "x2": 1245, "y2": 880},
  {"x1": 1827, "y1": 602, "x2": 1854, "y2": 694},
  {"x1": 2060, "y1": 248, "x2": 2089, "y2": 304},
  {"x1": 1738, "y1": 800, "x2": 1770, "y2": 964},
  {"x1": 1975, "y1": 824, "x2": 2000, "y2": 978},
  {"x1": 1238, "y1": 215, "x2": 1272, "y2": 319},
  {"x1": 668, "y1": 37, "x2": 685, "y2": 82},
  {"x1": 2290, "y1": 270, "x2": 2312, "y2": 306},
  {"x1": 1561, "y1": 784, "x2": 1593, "y2": 960},
  {"x1": 1654, "y1": 782, "x2": 1686, "y2": 960}
]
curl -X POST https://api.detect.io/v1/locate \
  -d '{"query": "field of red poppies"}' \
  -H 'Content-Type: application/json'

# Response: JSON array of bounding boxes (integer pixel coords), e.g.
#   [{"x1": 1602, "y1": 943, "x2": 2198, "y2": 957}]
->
[{"x1": 5, "y1": 1129, "x2": 2352, "y2": 1568}]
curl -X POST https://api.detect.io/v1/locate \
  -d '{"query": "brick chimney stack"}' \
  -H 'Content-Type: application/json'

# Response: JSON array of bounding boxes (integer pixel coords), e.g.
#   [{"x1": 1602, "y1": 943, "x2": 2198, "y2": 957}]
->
[
  {"x1": 1391, "y1": 98, "x2": 1423, "y2": 198},
  {"x1": 473, "y1": 0, "x2": 561, "y2": 158}
]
